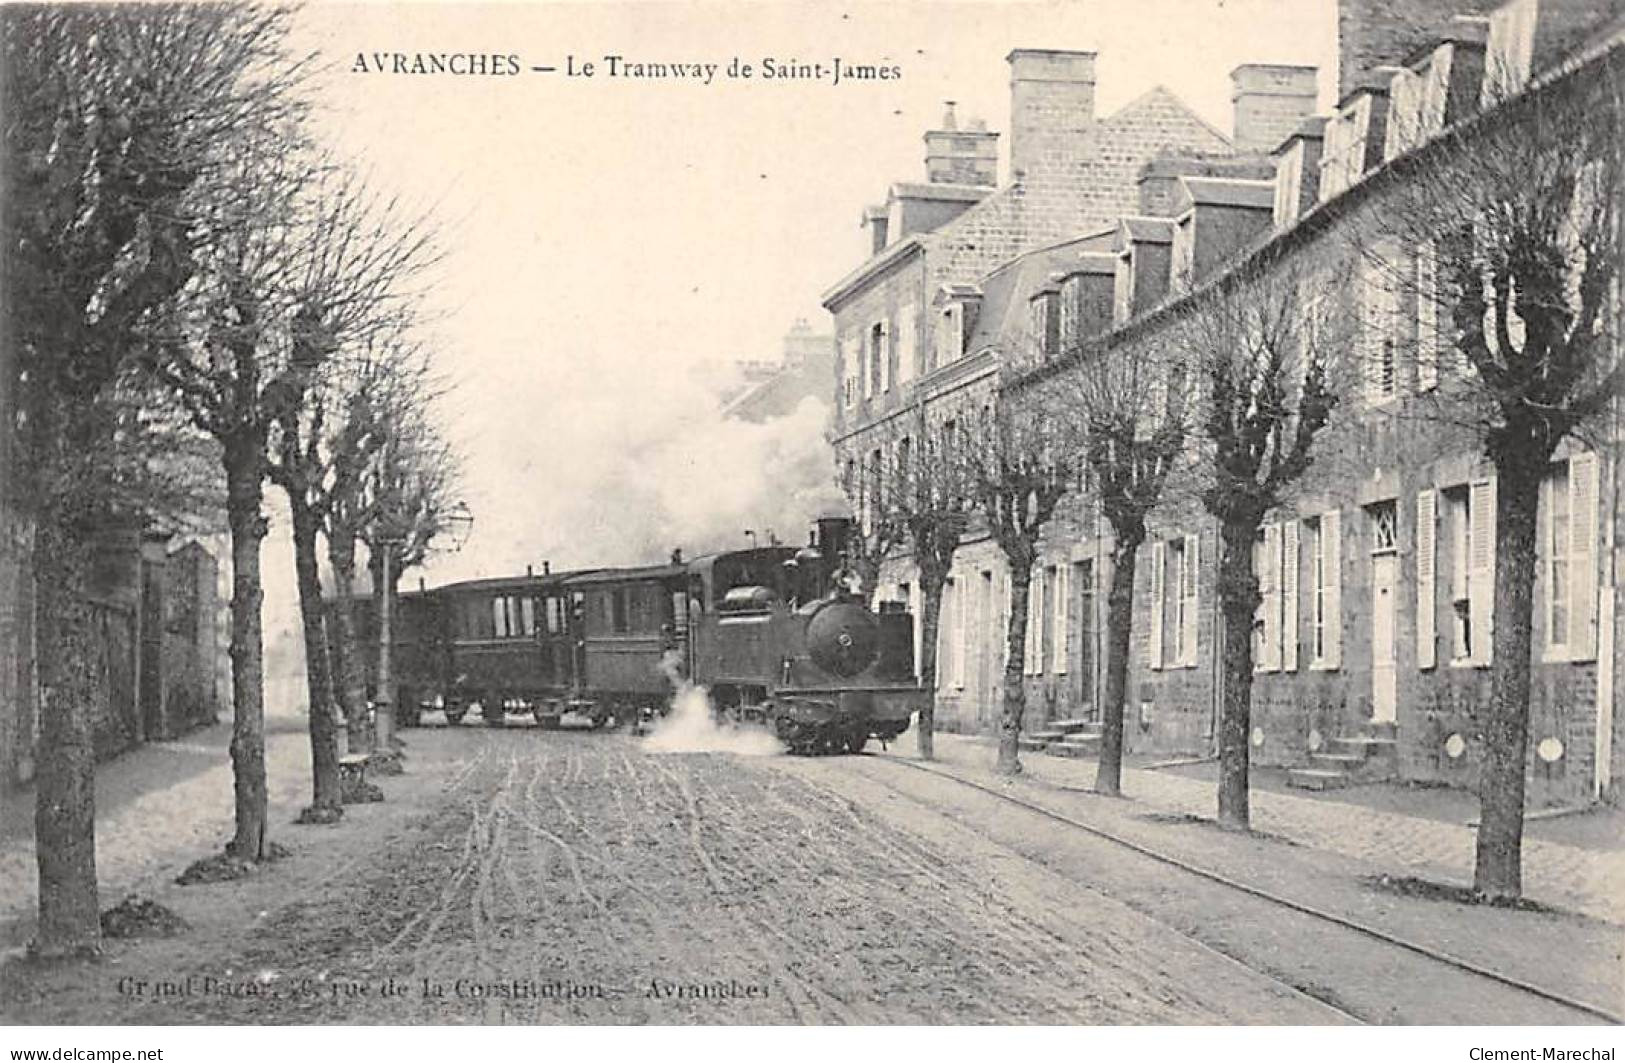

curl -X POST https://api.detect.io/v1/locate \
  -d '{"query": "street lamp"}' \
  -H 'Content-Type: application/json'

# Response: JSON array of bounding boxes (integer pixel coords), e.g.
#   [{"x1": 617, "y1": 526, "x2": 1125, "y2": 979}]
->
[
  {"x1": 744, "y1": 529, "x2": 757, "y2": 549},
  {"x1": 373, "y1": 500, "x2": 475, "y2": 758}
]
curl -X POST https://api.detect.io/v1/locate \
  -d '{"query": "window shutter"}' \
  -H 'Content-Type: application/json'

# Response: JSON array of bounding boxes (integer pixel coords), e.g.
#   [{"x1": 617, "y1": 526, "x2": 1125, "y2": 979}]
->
[
  {"x1": 1149, "y1": 541, "x2": 1165, "y2": 671},
  {"x1": 1416, "y1": 489, "x2": 1437, "y2": 669},
  {"x1": 1054, "y1": 564, "x2": 1069, "y2": 675},
  {"x1": 1569, "y1": 452, "x2": 1599, "y2": 661},
  {"x1": 1323, "y1": 509, "x2": 1342, "y2": 669},
  {"x1": 949, "y1": 572, "x2": 962, "y2": 685},
  {"x1": 1417, "y1": 243, "x2": 1438, "y2": 391},
  {"x1": 1469, "y1": 477, "x2": 1497, "y2": 666},
  {"x1": 1000, "y1": 569, "x2": 1011, "y2": 670},
  {"x1": 1182, "y1": 533, "x2": 1201, "y2": 667},
  {"x1": 1262, "y1": 523, "x2": 1282, "y2": 672},
  {"x1": 937, "y1": 580, "x2": 953, "y2": 692},
  {"x1": 897, "y1": 306, "x2": 917, "y2": 385},
  {"x1": 1281, "y1": 522, "x2": 1300, "y2": 672},
  {"x1": 909, "y1": 583, "x2": 922, "y2": 680},
  {"x1": 1026, "y1": 569, "x2": 1042, "y2": 676},
  {"x1": 879, "y1": 321, "x2": 892, "y2": 393}
]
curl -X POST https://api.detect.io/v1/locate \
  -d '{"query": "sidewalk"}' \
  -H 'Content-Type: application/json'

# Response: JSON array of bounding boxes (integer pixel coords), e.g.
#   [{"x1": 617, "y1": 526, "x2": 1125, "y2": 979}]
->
[
  {"x1": 0, "y1": 717, "x2": 318, "y2": 950},
  {"x1": 914, "y1": 733, "x2": 1625, "y2": 925}
]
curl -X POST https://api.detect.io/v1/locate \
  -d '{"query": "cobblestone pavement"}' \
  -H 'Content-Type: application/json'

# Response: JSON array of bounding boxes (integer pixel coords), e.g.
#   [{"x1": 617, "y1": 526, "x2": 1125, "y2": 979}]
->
[{"x1": 916, "y1": 734, "x2": 1625, "y2": 925}]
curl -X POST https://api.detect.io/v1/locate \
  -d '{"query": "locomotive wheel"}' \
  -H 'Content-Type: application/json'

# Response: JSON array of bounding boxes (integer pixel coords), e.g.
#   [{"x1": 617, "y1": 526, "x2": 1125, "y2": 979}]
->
[
  {"x1": 481, "y1": 696, "x2": 506, "y2": 728},
  {"x1": 844, "y1": 731, "x2": 868, "y2": 755},
  {"x1": 444, "y1": 706, "x2": 466, "y2": 726}
]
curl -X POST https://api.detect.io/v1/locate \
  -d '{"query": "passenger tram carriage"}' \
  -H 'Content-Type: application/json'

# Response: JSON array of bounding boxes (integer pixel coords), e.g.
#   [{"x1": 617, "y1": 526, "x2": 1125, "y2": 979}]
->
[{"x1": 329, "y1": 517, "x2": 925, "y2": 754}]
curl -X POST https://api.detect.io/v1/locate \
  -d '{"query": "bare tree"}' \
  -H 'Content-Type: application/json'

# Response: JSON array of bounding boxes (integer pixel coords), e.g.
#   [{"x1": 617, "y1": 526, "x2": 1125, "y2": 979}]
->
[
  {"x1": 265, "y1": 174, "x2": 436, "y2": 822},
  {"x1": 2, "y1": 2, "x2": 300, "y2": 951},
  {"x1": 360, "y1": 398, "x2": 463, "y2": 745},
  {"x1": 967, "y1": 400, "x2": 1073, "y2": 775},
  {"x1": 1183, "y1": 261, "x2": 1345, "y2": 830},
  {"x1": 1037, "y1": 336, "x2": 1186, "y2": 796},
  {"x1": 834, "y1": 439, "x2": 907, "y2": 599},
  {"x1": 147, "y1": 135, "x2": 315, "y2": 867},
  {"x1": 1354, "y1": 49, "x2": 1623, "y2": 898},
  {"x1": 882, "y1": 419, "x2": 971, "y2": 761}
]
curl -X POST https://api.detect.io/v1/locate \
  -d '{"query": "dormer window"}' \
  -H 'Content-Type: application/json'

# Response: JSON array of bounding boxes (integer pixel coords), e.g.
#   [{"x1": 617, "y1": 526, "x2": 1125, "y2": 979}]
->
[
  {"x1": 937, "y1": 303, "x2": 964, "y2": 365},
  {"x1": 1273, "y1": 142, "x2": 1304, "y2": 227},
  {"x1": 1059, "y1": 275, "x2": 1082, "y2": 350},
  {"x1": 1171, "y1": 213, "x2": 1195, "y2": 294},
  {"x1": 1113, "y1": 252, "x2": 1133, "y2": 326},
  {"x1": 1385, "y1": 66, "x2": 1424, "y2": 160},
  {"x1": 1482, "y1": 0, "x2": 1536, "y2": 105},
  {"x1": 1029, "y1": 287, "x2": 1059, "y2": 361}
]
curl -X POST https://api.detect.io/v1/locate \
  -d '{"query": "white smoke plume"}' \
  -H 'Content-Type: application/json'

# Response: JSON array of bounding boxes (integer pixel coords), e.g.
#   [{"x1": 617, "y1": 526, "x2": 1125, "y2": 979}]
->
[{"x1": 642, "y1": 650, "x2": 783, "y2": 756}]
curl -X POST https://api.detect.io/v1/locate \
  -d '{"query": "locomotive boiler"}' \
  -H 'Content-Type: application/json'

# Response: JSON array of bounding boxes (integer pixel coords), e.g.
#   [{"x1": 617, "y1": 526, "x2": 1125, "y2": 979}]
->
[{"x1": 685, "y1": 517, "x2": 925, "y2": 754}]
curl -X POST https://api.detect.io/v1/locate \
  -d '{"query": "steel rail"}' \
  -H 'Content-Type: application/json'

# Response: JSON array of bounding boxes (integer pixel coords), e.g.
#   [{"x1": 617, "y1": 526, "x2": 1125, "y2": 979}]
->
[{"x1": 878, "y1": 755, "x2": 1623, "y2": 1026}]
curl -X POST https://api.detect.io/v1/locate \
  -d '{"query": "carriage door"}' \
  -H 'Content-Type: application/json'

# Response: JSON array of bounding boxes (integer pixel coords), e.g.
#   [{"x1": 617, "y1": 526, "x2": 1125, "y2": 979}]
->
[{"x1": 1368, "y1": 501, "x2": 1398, "y2": 724}]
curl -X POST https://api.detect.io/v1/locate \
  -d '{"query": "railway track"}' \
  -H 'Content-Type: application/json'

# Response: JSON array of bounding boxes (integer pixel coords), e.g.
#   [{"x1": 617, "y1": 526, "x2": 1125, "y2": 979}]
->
[{"x1": 858, "y1": 754, "x2": 1621, "y2": 1026}]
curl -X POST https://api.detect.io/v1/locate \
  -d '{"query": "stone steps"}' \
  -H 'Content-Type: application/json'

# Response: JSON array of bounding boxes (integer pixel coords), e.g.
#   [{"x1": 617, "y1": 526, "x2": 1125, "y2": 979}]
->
[
  {"x1": 1044, "y1": 733, "x2": 1101, "y2": 759},
  {"x1": 1286, "y1": 767, "x2": 1350, "y2": 791},
  {"x1": 1017, "y1": 716, "x2": 1103, "y2": 755},
  {"x1": 1288, "y1": 724, "x2": 1401, "y2": 791}
]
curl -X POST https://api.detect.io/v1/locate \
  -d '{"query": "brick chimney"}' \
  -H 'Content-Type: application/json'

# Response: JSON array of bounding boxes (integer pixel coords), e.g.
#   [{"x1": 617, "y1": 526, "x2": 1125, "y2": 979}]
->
[
  {"x1": 1230, "y1": 64, "x2": 1319, "y2": 155},
  {"x1": 1007, "y1": 49, "x2": 1096, "y2": 180},
  {"x1": 924, "y1": 101, "x2": 999, "y2": 186},
  {"x1": 863, "y1": 204, "x2": 889, "y2": 255}
]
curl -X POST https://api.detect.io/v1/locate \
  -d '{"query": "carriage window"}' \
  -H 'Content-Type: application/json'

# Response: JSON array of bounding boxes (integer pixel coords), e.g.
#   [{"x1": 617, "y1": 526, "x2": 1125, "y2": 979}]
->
[
  {"x1": 612, "y1": 588, "x2": 630, "y2": 634},
  {"x1": 521, "y1": 596, "x2": 537, "y2": 636},
  {"x1": 491, "y1": 596, "x2": 510, "y2": 638}
]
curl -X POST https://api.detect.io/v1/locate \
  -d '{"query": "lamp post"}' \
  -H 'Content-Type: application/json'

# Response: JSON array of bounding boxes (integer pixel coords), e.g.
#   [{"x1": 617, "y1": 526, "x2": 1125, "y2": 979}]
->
[{"x1": 372, "y1": 500, "x2": 473, "y2": 760}]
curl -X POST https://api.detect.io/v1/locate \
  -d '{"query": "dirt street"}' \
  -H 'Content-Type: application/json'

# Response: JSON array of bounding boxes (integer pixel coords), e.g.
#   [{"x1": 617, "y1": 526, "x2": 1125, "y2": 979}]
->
[{"x1": 3, "y1": 728, "x2": 1341, "y2": 1025}]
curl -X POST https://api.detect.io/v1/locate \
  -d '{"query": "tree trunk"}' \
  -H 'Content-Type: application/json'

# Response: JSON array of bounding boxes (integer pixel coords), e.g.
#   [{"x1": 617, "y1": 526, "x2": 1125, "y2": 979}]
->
[
  {"x1": 31, "y1": 521, "x2": 101, "y2": 957},
  {"x1": 1095, "y1": 537, "x2": 1139, "y2": 797},
  {"x1": 224, "y1": 440, "x2": 269, "y2": 861},
  {"x1": 328, "y1": 527, "x2": 369, "y2": 751},
  {"x1": 289, "y1": 501, "x2": 341, "y2": 816},
  {"x1": 1215, "y1": 518, "x2": 1259, "y2": 831},
  {"x1": 996, "y1": 561, "x2": 1032, "y2": 776},
  {"x1": 1473, "y1": 466, "x2": 1542, "y2": 900},
  {"x1": 369, "y1": 547, "x2": 391, "y2": 751},
  {"x1": 372, "y1": 549, "x2": 403, "y2": 757},
  {"x1": 914, "y1": 571, "x2": 945, "y2": 760}
]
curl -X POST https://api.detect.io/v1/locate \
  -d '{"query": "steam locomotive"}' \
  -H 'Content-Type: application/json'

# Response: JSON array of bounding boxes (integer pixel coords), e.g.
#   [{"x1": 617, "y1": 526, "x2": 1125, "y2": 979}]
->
[{"x1": 332, "y1": 517, "x2": 925, "y2": 754}]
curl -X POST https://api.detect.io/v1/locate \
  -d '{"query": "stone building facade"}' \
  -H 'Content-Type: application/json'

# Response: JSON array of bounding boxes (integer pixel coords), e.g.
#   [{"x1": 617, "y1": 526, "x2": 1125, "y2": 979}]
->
[{"x1": 825, "y1": 0, "x2": 1625, "y2": 808}]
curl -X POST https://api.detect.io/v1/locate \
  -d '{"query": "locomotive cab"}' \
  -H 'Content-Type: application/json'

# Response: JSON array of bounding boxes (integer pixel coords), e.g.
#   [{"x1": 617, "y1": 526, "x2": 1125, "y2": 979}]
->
[{"x1": 685, "y1": 520, "x2": 927, "y2": 754}]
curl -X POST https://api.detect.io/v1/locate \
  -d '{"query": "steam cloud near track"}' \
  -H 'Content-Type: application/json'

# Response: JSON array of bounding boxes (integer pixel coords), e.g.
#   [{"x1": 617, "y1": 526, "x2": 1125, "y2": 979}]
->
[{"x1": 644, "y1": 650, "x2": 783, "y2": 756}]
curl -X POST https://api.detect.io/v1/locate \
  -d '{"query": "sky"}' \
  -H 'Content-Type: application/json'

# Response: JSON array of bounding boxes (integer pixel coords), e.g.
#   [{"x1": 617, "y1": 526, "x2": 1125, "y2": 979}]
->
[{"x1": 281, "y1": 0, "x2": 1339, "y2": 588}]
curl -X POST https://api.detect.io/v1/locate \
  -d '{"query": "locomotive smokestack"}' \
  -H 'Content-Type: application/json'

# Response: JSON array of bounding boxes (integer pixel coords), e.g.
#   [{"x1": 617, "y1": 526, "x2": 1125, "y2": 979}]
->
[
  {"x1": 543, "y1": 560, "x2": 550, "y2": 575},
  {"x1": 526, "y1": 564, "x2": 533, "y2": 577},
  {"x1": 418, "y1": 577, "x2": 425, "y2": 592}
]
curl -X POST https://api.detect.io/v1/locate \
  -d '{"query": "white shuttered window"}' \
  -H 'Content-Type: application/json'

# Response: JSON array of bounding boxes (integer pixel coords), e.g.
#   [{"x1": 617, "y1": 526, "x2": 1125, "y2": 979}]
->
[
  {"x1": 1416, "y1": 489, "x2": 1438, "y2": 669},
  {"x1": 1148, "y1": 541, "x2": 1165, "y2": 671}
]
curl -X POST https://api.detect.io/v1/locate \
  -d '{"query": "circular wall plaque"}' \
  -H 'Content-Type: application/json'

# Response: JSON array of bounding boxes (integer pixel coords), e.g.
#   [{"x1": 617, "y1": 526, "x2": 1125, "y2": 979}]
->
[
  {"x1": 1251, "y1": 726, "x2": 1265, "y2": 748},
  {"x1": 1444, "y1": 733, "x2": 1467, "y2": 759},
  {"x1": 1537, "y1": 737, "x2": 1564, "y2": 763}
]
